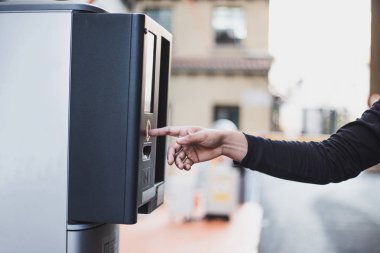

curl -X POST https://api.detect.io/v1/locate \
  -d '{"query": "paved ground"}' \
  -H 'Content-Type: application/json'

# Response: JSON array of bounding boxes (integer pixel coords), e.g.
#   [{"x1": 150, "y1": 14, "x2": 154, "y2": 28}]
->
[
  {"x1": 245, "y1": 170, "x2": 380, "y2": 253},
  {"x1": 120, "y1": 202, "x2": 263, "y2": 253},
  {"x1": 120, "y1": 169, "x2": 380, "y2": 253}
]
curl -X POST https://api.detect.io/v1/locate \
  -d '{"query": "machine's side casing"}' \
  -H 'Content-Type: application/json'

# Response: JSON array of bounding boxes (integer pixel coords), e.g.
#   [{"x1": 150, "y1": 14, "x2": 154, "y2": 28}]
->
[{"x1": 0, "y1": 9, "x2": 73, "y2": 253}]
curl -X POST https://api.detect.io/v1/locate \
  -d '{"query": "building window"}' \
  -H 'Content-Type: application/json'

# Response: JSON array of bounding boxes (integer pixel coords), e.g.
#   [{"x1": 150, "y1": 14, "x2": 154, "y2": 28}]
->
[
  {"x1": 212, "y1": 7, "x2": 247, "y2": 45},
  {"x1": 145, "y1": 7, "x2": 172, "y2": 32},
  {"x1": 302, "y1": 108, "x2": 348, "y2": 134},
  {"x1": 271, "y1": 96, "x2": 282, "y2": 132},
  {"x1": 214, "y1": 105, "x2": 240, "y2": 128}
]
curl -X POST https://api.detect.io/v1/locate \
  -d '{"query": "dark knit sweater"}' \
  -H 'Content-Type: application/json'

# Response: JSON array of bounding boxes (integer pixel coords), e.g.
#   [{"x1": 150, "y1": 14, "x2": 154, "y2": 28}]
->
[{"x1": 240, "y1": 100, "x2": 380, "y2": 184}]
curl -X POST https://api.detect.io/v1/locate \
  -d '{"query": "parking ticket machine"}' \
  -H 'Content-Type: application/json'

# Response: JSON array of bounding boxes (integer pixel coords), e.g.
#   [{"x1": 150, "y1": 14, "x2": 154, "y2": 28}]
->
[{"x1": 0, "y1": 2, "x2": 171, "y2": 253}]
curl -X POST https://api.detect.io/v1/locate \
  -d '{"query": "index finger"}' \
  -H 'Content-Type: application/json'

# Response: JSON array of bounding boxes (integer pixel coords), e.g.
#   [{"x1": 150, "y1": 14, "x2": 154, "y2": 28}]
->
[{"x1": 149, "y1": 126, "x2": 183, "y2": 137}]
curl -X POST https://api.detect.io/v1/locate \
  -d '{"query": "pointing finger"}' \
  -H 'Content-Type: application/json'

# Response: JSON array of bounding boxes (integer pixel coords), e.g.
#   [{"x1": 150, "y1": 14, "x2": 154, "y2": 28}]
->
[{"x1": 150, "y1": 126, "x2": 183, "y2": 137}]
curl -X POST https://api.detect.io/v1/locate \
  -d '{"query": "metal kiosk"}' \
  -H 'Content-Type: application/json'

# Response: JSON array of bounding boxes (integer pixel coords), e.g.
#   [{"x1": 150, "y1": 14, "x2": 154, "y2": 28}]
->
[{"x1": 0, "y1": 2, "x2": 171, "y2": 253}]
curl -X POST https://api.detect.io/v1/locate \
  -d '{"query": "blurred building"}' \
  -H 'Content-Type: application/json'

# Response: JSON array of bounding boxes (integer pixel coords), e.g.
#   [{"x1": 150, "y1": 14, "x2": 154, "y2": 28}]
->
[
  {"x1": 72, "y1": 0, "x2": 130, "y2": 12},
  {"x1": 371, "y1": 0, "x2": 380, "y2": 101},
  {"x1": 133, "y1": 0, "x2": 273, "y2": 132}
]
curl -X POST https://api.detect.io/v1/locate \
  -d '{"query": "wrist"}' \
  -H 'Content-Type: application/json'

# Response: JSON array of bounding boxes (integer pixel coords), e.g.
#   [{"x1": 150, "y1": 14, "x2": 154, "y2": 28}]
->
[{"x1": 221, "y1": 131, "x2": 248, "y2": 162}]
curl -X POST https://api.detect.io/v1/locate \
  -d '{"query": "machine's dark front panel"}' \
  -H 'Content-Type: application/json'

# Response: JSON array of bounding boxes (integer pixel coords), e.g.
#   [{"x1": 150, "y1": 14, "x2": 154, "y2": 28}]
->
[
  {"x1": 155, "y1": 37, "x2": 171, "y2": 183},
  {"x1": 68, "y1": 13, "x2": 171, "y2": 225},
  {"x1": 138, "y1": 34, "x2": 171, "y2": 214},
  {"x1": 69, "y1": 13, "x2": 141, "y2": 224},
  {"x1": 137, "y1": 28, "x2": 158, "y2": 210}
]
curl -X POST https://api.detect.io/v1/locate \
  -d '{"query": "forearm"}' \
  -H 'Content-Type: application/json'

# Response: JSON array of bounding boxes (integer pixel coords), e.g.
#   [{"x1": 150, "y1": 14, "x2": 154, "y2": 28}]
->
[
  {"x1": 240, "y1": 135, "x2": 354, "y2": 184},
  {"x1": 239, "y1": 106, "x2": 380, "y2": 184},
  {"x1": 221, "y1": 131, "x2": 248, "y2": 162}
]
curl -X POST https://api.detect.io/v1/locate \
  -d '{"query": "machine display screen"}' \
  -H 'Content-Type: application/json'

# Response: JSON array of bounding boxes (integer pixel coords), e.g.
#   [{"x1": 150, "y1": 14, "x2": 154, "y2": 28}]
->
[{"x1": 144, "y1": 32, "x2": 156, "y2": 113}]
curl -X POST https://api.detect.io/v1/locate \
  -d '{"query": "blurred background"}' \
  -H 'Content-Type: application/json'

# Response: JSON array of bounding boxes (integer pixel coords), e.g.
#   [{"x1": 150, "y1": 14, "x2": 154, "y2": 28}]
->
[{"x1": 24, "y1": 0, "x2": 380, "y2": 252}]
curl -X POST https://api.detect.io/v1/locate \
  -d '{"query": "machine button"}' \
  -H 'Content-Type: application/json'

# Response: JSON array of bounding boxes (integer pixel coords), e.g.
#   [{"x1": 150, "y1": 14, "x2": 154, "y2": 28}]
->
[{"x1": 145, "y1": 119, "x2": 151, "y2": 142}]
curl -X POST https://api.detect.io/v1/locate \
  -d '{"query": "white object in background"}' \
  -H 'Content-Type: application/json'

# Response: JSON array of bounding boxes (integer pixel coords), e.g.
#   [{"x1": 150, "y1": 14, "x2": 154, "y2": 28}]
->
[
  {"x1": 165, "y1": 174, "x2": 197, "y2": 221},
  {"x1": 204, "y1": 164, "x2": 240, "y2": 217}
]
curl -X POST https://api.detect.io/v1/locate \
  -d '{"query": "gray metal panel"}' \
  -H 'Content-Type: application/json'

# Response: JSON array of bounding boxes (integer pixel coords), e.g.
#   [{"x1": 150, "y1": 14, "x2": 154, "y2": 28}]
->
[{"x1": 0, "y1": 12, "x2": 72, "y2": 253}]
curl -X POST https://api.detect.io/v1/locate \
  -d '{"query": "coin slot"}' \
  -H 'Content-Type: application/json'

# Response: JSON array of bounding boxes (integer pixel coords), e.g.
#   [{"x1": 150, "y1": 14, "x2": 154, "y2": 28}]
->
[{"x1": 143, "y1": 144, "x2": 152, "y2": 161}]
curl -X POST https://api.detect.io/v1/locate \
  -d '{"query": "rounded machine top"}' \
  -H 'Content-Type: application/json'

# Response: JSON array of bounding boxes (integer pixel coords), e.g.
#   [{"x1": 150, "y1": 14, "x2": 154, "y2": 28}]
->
[{"x1": 0, "y1": 1, "x2": 106, "y2": 13}]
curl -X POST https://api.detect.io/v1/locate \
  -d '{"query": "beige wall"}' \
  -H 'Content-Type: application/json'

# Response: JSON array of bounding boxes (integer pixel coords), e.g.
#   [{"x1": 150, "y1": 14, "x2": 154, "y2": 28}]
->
[
  {"x1": 135, "y1": 0, "x2": 270, "y2": 58},
  {"x1": 244, "y1": 0, "x2": 270, "y2": 56},
  {"x1": 168, "y1": 74, "x2": 271, "y2": 133}
]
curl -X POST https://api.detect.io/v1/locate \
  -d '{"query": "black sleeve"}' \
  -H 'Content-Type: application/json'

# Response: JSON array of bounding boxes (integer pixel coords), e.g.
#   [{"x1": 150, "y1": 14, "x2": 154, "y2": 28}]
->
[{"x1": 240, "y1": 100, "x2": 380, "y2": 184}]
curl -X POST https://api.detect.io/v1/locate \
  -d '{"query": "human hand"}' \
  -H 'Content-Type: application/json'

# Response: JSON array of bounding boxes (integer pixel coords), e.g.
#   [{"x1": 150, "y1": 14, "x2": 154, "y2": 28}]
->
[
  {"x1": 149, "y1": 126, "x2": 247, "y2": 170},
  {"x1": 149, "y1": 126, "x2": 225, "y2": 170}
]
